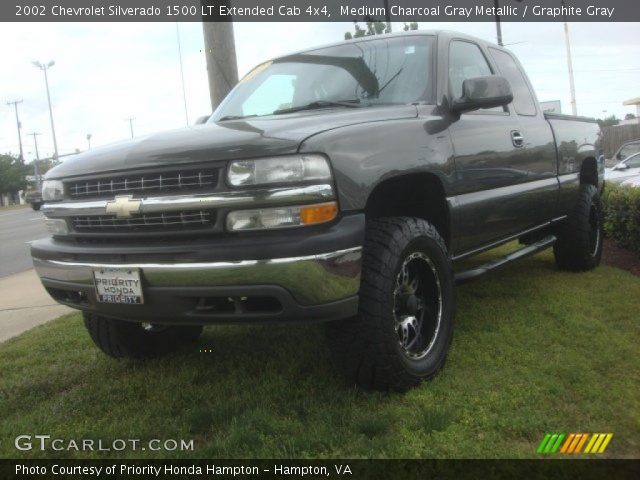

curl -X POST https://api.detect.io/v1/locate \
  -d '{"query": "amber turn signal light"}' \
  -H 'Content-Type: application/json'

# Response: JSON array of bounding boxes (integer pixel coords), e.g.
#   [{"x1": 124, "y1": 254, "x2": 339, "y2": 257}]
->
[{"x1": 300, "y1": 202, "x2": 338, "y2": 225}]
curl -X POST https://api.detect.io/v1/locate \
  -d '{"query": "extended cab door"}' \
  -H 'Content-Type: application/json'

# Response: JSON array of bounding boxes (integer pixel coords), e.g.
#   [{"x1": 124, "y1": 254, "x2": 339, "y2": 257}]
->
[{"x1": 446, "y1": 39, "x2": 557, "y2": 254}]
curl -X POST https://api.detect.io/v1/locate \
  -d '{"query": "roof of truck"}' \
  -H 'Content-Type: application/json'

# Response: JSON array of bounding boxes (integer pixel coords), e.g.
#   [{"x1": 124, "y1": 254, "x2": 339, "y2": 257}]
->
[{"x1": 272, "y1": 30, "x2": 503, "y2": 61}]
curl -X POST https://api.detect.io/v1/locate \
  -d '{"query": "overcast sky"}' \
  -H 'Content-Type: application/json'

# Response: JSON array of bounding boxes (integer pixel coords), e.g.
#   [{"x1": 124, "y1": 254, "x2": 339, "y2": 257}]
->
[{"x1": 0, "y1": 21, "x2": 638, "y2": 163}]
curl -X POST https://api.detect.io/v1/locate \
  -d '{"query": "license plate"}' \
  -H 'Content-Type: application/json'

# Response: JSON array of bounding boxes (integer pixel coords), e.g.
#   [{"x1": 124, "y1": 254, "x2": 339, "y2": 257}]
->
[{"x1": 93, "y1": 268, "x2": 144, "y2": 304}]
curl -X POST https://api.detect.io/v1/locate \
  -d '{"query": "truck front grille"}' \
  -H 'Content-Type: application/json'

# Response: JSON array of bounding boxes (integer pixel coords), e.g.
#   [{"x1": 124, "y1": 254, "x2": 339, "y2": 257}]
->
[
  {"x1": 71, "y1": 210, "x2": 215, "y2": 233},
  {"x1": 67, "y1": 169, "x2": 218, "y2": 199}
]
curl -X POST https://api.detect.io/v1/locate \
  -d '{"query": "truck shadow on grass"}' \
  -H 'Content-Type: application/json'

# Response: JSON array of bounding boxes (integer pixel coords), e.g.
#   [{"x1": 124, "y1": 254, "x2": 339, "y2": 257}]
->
[{"x1": 1, "y1": 249, "x2": 638, "y2": 458}]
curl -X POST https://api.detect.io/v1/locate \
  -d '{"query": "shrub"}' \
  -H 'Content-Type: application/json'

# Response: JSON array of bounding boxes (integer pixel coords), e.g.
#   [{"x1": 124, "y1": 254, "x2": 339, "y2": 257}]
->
[{"x1": 602, "y1": 182, "x2": 640, "y2": 254}]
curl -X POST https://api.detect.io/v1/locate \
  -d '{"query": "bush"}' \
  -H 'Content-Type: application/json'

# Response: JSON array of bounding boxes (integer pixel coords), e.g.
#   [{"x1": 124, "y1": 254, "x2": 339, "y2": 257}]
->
[{"x1": 602, "y1": 182, "x2": 640, "y2": 254}]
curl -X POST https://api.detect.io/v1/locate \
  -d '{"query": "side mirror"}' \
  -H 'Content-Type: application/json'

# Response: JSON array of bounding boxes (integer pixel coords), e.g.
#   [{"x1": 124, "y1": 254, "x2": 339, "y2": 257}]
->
[
  {"x1": 451, "y1": 75, "x2": 513, "y2": 113},
  {"x1": 194, "y1": 115, "x2": 210, "y2": 125},
  {"x1": 613, "y1": 163, "x2": 629, "y2": 171}
]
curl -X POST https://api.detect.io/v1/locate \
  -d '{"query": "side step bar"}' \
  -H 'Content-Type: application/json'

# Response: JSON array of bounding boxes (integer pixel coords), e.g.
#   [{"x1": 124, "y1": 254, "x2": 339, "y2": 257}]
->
[{"x1": 454, "y1": 235, "x2": 557, "y2": 284}]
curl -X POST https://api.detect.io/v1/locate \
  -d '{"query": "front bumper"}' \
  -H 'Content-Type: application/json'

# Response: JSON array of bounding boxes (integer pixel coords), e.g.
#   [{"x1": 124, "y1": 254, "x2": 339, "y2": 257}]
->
[{"x1": 31, "y1": 215, "x2": 364, "y2": 324}]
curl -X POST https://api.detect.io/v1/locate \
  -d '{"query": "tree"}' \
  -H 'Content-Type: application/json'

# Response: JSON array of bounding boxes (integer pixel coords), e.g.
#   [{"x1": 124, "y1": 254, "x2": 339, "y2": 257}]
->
[
  {"x1": 597, "y1": 115, "x2": 620, "y2": 128},
  {"x1": 0, "y1": 154, "x2": 29, "y2": 205},
  {"x1": 625, "y1": 113, "x2": 637, "y2": 120},
  {"x1": 344, "y1": 21, "x2": 391, "y2": 40},
  {"x1": 344, "y1": 21, "x2": 418, "y2": 40}
]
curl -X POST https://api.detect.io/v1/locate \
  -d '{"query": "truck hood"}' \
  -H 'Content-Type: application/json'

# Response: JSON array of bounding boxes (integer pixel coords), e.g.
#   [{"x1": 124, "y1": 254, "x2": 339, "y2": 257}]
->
[{"x1": 47, "y1": 105, "x2": 417, "y2": 179}]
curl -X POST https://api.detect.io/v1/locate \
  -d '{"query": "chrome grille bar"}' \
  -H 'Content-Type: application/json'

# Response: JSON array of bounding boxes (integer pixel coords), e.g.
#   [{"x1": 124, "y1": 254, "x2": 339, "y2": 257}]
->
[{"x1": 43, "y1": 184, "x2": 335, "y2": 218}]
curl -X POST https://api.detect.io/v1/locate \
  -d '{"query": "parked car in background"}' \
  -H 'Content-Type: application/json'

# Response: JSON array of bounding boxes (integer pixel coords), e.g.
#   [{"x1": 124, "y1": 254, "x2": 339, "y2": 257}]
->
[
  {"x1": 605, "y1": 151, "x2": 640, "y2": 184},
  {"x1": 606, "y1": 139, "x2": 640, "y2": 168},
  {"x1": 620, "y1": 175, "x2": 640, "y2": 188},
  {"x1": 24, "y1": 188, "x2": 43, "y2": 211}
]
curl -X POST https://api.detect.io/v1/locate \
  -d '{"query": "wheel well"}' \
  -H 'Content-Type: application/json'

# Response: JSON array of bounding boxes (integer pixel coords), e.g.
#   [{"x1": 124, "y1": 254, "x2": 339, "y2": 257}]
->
[
  {"x1": 365, "y1": 173, "x2": 450, "y2": 248},
  {"x1": 580, "y1": 157, "x2": 598, "y2": 187}
]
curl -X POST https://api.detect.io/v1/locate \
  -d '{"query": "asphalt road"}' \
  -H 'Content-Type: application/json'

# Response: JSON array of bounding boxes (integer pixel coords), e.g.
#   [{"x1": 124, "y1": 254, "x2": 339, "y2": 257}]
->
[{"x1": 0, "y1": 207, "x2": 48, "y2": 278}]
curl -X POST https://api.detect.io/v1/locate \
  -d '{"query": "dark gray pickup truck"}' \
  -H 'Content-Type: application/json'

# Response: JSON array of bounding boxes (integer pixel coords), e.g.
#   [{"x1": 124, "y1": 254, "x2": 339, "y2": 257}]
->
[{"x1": 32, "y1": 31, "x2": 603, "y2": 391}]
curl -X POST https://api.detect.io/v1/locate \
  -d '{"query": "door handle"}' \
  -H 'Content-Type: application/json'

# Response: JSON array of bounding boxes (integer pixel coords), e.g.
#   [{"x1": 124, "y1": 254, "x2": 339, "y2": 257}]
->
[{"x1": 511, "y1": 130, "x2": 525, "y2": 148}]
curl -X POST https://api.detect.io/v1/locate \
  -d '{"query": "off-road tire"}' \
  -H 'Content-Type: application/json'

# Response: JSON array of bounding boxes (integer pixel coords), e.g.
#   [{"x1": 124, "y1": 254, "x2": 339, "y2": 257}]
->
[
  {"x1": 83, "y1": 313, "x2": 203, "y2": 359},
  {"x1": 554, "y1": 184, "x2": 603, "y2": 271},
  {"x1": 326, "y1": 217, "x2": 456, "y2": 392}
]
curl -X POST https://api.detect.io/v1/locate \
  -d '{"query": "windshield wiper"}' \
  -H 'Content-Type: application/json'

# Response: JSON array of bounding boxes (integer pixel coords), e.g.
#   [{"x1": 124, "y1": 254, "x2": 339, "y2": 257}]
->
[
  {"x1": 273, "y1": 99, "x2": 363, "y2": 115},
  {"x1": 217, "y1": 114, "x2": 258, "y2": 122}
]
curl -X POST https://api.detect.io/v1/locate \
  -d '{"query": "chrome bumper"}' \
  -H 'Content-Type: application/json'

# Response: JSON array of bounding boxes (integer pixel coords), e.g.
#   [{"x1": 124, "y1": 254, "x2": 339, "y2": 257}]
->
[{"x1": 33, "y1": 246, "x2": 362, "y2": 306}]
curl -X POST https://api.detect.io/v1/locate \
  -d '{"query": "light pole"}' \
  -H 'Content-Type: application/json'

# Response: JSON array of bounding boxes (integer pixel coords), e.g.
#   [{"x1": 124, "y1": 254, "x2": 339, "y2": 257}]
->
[
  {"x1": 125, "y1": 117, "x2": 135, "y2": 138},
  {"x1": 28, "y1": 132, "x2": 42, "y2": 190},
  {"x1": 561, "y1": 0, "x2": 578, "y2": 116},
  {"x1": 86, "y1": 133, "x2": 92, "y2": 150},
  {"x1": 32, "y1": 60, "x2": 59, "y2": 161},
  {"x1": 6, "y1": 99, "x2": 25, "y2": 162},
  {"x1": 176, "y1": 22, "x2": 189, "y2": 125},
  {"x1": 494, "y1": 0, "x2": 503, "y2": 46}
]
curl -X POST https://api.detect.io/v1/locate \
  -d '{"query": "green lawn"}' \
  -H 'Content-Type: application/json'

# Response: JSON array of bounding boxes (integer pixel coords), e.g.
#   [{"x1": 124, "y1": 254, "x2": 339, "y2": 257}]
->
[
  {"x1": 0, "y1": 203, "x2": 27, "y2": 211},
  {"x1": 1, "y1": 247, "x2": 638, "y2": 459}
]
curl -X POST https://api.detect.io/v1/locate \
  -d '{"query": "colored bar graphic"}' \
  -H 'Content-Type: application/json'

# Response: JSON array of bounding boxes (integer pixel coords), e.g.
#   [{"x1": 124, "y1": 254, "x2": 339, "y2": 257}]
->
[
  {"x1": 574, "y1": 433, "x2": 588, "y2": 453},
  {"x1": 539, "y1": 433, "x2": 613, "y2": 454},
  {"x1": 560, "y1": 433, "x2": 575, "y2": 453},
  {"x1": 584, "y1": 434, "x2": 599, "y2": 453},
  {"x1": 537, "y1": 434, "x2": 552, "y2": 454},
  {"x1": 550, "y1": 433, "x2": 565, "y2": 453},
  {"x1": 598, "y1": 434, "x2": 613, "y2": 453}
]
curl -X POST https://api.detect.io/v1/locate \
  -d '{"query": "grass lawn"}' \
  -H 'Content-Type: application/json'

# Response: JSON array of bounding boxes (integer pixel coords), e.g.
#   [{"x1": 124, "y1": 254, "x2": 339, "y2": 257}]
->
[
  {"x1": 0, "y1": 247, "x2": 638, "y2": 459},
  {"x1": 0, "y1": 203, "x2": 27, "y2": 211}
]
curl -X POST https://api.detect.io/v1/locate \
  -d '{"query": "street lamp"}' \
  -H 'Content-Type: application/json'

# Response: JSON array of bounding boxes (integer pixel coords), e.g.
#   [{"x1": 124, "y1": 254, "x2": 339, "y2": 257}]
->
[
  {"x1": 32, "y1": 60, "x2": 59, "y2": 161},
  {"x1": 86, "y1": 133, "x2": 92, "y2": 150}
]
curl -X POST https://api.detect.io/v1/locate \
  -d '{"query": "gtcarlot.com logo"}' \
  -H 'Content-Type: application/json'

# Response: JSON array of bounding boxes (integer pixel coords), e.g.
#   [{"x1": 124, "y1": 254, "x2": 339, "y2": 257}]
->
[
  {"x1": 537, "y1": 432, "x2": 613, "y2": 454},
  {"x1": 15, "y1": 435, "x2": 194, "y2": 452}
]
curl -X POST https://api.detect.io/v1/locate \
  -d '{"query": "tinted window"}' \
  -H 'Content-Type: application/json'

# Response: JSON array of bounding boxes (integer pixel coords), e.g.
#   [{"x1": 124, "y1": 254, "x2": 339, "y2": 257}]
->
[
  {"x1": 489, "y1": 48, "x2": 537, "y2": 116},
  {"x1": 625, "y1": 154, "x2": 640, "y2": 168},
  {"x1": 619, "y1": 143, "x2": 640, "y2": 159},
  {"x1": 449, "y1": 41, "x2": 493, "y2": 99}
]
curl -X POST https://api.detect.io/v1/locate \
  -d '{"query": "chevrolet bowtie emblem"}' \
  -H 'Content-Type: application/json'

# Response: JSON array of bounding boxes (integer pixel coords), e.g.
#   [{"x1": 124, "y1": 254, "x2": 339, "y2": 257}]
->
[{"x1": 105, "y1": 195, "x2": 142, "y2": 218}]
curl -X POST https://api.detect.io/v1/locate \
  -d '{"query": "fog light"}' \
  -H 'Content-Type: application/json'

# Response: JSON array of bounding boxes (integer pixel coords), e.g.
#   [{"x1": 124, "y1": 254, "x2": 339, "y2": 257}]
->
[
  {"x1": 226, "y1": 202, "x2": 337, "y2": 231},
  {"x1": 45, "y1": 218, "x2": 69, "y2": 236}
]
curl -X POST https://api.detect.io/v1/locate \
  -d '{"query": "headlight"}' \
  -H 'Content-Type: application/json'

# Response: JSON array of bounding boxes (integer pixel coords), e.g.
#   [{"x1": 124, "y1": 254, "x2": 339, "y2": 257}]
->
[
  {"x1": 227, "y1": 202, "x2": 337, "y2": 231},
  {"x1": 227, "y1": 154, "x2": 331, "y2": 187},
  {"x1": 41, "y1": 180, "x2": 64, "y2": 201}
]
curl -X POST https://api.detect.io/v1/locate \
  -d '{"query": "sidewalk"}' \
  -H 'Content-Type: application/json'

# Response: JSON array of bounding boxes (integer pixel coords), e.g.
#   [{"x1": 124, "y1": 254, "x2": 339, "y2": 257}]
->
[{"x1": 0, "y1": 269, "x2": 71, "y2": 343}]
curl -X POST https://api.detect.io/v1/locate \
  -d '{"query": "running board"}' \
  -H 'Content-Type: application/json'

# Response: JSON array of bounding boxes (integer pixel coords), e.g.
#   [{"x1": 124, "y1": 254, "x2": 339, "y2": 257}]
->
[{"x1": 454, "y1": 235, "x2": 557, "y2": 284}]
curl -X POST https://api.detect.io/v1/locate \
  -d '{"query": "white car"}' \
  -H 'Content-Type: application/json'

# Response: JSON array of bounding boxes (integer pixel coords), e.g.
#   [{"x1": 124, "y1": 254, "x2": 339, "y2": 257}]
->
[
  {"x1": 605, "y1": 152, "x2": 640, "y2": 184},
  {"x1": 620, "y1": 175, "x2": 640, "y2": 188}
]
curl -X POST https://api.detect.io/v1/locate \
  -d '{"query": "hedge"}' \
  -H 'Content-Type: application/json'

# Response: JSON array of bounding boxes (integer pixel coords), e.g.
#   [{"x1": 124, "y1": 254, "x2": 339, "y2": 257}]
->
[{"x1": 601, "y1": 182, "x2": 640, "y2": 254}]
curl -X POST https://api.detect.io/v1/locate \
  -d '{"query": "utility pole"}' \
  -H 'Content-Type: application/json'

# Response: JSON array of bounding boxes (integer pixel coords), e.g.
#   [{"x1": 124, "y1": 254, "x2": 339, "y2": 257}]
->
[
  {"x1": 28, "y1": 132, "x2": 42, "y2": 190},
  {"x1": 125, "y1": 117, "x2": 135, "y2": 138},
  {"x1": 383, "y1": 0, "x2": 392, "y2": 32},
  {"x1": 561, "y1": 2, "x2": 578, "y2": 116},
  {"x1": 202, "y1": 22, "x2": 239, "y2": 111},
  {"x1": 176, "y1": 22, "x2": 189, "y2": 125},
  {"x1": 494, "y1": 0, "x2": 503, "y2": 46},
  {"x1": 6, "y1": 99, "x2": 25, "y2": 162},
  {"x1": 32, "y1": 60, "x2": 59, "y2": 160}
]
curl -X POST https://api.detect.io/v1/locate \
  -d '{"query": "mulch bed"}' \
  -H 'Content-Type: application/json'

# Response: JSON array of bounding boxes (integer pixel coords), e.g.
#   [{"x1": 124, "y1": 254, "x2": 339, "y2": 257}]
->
[{"x1": 602, "y1": 238, "x2": 640, "y2": 277}]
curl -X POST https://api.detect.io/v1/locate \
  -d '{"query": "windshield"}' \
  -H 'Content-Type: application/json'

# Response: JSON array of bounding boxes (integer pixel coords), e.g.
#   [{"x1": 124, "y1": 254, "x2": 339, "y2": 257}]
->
[{"x1": 211, "y1": 35, "x2": 434, "y2": 121}]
